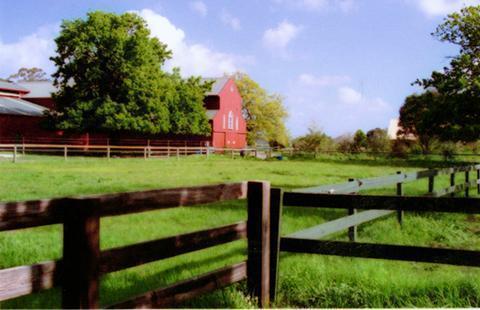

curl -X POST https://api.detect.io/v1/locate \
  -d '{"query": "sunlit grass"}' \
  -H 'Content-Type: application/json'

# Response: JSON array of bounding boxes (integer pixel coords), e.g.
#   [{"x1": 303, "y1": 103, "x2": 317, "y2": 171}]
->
[{"x1": 1, "y1": 155, "x2": 480, "y2": 308}]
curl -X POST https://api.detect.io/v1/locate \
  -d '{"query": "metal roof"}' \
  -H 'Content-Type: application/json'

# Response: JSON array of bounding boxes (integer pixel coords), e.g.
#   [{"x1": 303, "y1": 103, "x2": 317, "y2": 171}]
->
[
  {"x1": 201, "y1": 76, "x2": 230, "y2": 96},
  {"x1": 0, "y1": 97, "x2": 47, "y2": 116},
  {"x1": 0, "y1": 81, "x2": 29, "y2": 93},
  {"x1": 17, "y1": 81, "x2": 57, "y2": 98}
]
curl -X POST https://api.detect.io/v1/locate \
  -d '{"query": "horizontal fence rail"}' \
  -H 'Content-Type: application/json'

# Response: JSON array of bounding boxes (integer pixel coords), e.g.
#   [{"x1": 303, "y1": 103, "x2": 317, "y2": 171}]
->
[
  {"x1": 0, "y1": 182, "x2": 247, "y2": 231},
  {"x1": 280, "y1": 239, "x2": 480, "y2": 267},
  {"x1": 283, "y1": 192, "x2": 480, "y2": 214}
]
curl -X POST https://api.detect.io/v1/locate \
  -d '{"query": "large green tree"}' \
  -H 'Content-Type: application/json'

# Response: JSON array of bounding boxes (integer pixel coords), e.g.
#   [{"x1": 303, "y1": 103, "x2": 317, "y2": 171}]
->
[
  {"x1": 416, "y1": 5, "x2": 480, "y2": 142},
  {"x1": 49, "y1": 11, "x2": 210, "y2": 136},
  {"x1": 233, "y1": 72, "x2": 289, "y2": 146},
  {"x1": 398, "y1": 91, "x2": 442, "y2": 154}
]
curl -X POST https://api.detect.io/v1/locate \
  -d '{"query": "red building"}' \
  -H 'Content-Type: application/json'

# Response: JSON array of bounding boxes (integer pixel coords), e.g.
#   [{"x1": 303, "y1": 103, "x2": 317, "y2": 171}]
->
[{"x1": 0, "y1": 77, "x2": 247, "y2": 148}]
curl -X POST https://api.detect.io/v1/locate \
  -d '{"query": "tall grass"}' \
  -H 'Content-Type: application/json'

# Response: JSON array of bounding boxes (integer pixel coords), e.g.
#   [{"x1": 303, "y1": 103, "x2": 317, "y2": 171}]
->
[{"x1": 1, "y1": 155, "x2": 479, "y2": 308}]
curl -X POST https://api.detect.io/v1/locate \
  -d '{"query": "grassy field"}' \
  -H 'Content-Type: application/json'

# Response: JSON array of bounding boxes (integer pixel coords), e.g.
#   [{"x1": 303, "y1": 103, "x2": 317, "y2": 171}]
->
[{"x1": 1, "y1": 154, "x2": 480, "y2": 308}]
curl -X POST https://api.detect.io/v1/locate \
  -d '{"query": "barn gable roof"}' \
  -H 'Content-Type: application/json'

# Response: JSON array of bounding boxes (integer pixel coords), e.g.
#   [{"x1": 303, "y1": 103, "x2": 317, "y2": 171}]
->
[
  {"x1": 201, "y1": 76, "x2": 230, "y2": 96},
  {"x1": 0, "y1": 97, "x2": 47, "y2": 116},
  {"x1": 0, "y1": 81, "x2": 29, "y2": 93}
]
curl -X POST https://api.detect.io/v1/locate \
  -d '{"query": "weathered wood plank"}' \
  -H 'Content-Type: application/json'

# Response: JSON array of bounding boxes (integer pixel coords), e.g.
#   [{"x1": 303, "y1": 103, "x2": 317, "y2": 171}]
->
[
  {"x1": 100, "y1": 222, "x2": 247, "y2": 274},
  {"x1": 283, "y1": 192, "x2": 480, "y2": 214},
  {"x1": 0, "y1": 199, "x2": 65, "y2": 231},
  {"x1": 0, "y1": 261, "x2": 60, "y2": 302},
  {"x1": 287, "y1": 210, "x2": 394, "y2": 240},
  {"x1": 280, "y1": 238, "x2": 480, "y2": 267},
  {"x1": 74, "y1": 182, "x2": 248, "y2": 217},
  {"x1": 247, "y1": 181, "x2": 271, "y2": 308},
  {"x1": 0, "y1": 182, "x2": 247, "y2": 232},
  {"x1": 107, "y1": 262, "x2": 247, "y2": 309}
]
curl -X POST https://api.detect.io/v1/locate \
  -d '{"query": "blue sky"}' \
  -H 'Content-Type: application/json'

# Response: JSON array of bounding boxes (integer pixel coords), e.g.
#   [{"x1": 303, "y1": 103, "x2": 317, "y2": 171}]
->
[{"x1": 0, "y1": 0, "x2": 478, "y2": 137}]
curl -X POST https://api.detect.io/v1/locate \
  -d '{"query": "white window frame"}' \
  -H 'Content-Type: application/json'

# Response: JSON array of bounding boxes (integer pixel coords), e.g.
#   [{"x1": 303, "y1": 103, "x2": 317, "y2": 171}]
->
[{"x1": 228, "y1": 111, "x2": 234, "y2": 130}]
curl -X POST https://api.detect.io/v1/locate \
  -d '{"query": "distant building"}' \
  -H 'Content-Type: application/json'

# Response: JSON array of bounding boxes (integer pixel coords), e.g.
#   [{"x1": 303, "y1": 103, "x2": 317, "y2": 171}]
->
[
  {"x1": 0, "y1": 77, "x2": 247, "y2": 148},
  {"x1": 387, "y1": 118, "x2": 416, "y2": 140}
]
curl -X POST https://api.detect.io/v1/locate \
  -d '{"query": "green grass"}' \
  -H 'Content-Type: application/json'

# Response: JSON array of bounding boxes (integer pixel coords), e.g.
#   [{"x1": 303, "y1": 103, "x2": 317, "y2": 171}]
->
[{"x1": 1, "y1": 155, "x2": 480, "y2": 308}]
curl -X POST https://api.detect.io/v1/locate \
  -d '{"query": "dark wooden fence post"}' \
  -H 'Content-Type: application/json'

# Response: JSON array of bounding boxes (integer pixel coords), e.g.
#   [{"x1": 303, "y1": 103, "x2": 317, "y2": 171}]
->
[
  {"x1": 269, "y1": 187, "x2": 283, "y2": 303},
  {"x1": 465, "y1": 170, "x2": 470, "y2": 197},
  {"x1": 247, "y1": 181, "x2": 271, "y2": 308},
  {"x1": 348, "y1": 178, "x2": 357, "y2": 242},
  {"x1": 477, "y1": 167, "x2": 480, "y2": 194},
  {"x1": 428, "y1": 173, "x2": 435, "y2": 194},
  {"x1": 62, "y1": 201, "x2": 100, "y2": 309},
  {"x1": 396, "y1": 171, "x2": 404, "y2": 225},
  {"x1": 450, "y1": 172, "x2": 455, "y2": 197}
]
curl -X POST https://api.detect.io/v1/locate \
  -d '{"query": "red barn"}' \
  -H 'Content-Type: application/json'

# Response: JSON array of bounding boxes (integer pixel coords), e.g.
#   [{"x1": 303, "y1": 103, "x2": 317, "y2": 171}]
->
[
  {"x1": 0, "y1": 81, "x2": 51, "y2": 143},
  {"x1": 0, "y1": 77, "x2": 247, "y2": 148},
  {"x1": 203, "y1": 77, "x2": 247, "y2": 148}
]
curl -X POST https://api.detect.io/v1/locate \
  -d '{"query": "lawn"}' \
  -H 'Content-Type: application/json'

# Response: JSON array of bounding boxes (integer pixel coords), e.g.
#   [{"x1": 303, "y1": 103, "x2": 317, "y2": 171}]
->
[{"x1": 1, "y1": 154, "x2": 480, "y2": 308}]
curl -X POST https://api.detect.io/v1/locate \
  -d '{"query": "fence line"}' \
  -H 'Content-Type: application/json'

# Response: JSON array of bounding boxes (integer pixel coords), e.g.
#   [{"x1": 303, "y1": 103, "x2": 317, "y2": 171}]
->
[
  {"x1": 0, "y1": 144, "x2": 258, "y2": 162},
  {"x1": 0, "y1": 181, "x2": 275, "y2": 309}
]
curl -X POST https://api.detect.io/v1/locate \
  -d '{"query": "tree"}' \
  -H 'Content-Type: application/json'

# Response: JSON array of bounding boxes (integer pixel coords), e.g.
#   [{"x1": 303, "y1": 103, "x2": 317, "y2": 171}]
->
[
  {"x1": 292, "y1": 126, "x2": 334, "y2": 153},
  {"x1": 49, "y1": 11, "x2": 210, "y2": 136},
  {"x1": 416, "y1": 5, "x2": 480, "y2": 142},
  {"x1": 233, "y1": 72, "x2": 289, "y2": 146},
  {"x1": 7, "y1": 67, "x2": 49, "y2": 82},
  {"x1": 167, "y1": 69, "x2": 212, "y2": 135},
  {"x1": 398, "y1": 91, "x2": 441, "y2": 154},
  {"x1": 366, "y1": 128, "x2": 390, "y2": 153},
  {"x1": 352, "y1": 129, "x2": 367, "y2": 152}
]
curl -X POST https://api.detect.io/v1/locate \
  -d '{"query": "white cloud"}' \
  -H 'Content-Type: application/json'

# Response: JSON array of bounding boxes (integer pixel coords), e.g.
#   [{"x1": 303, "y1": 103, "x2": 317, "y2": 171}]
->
[
  {"x1": 284, "y1": 77, "x2": 393, "y2": 137},
  {"x1": 220, "y1": 10, "x2": 241, "y2": 31},
  {"x1": 298, "y1": 73, "x2": 351, "y2": 86},
  {"x1": 0, "y1": 24, "x2": 58, "y2": 78},
  {"x1": 136, "y1": 9, "x2": 248, "y2": 77},
  {"x1": 273, "y1": 0, "x2": 356, "y2": 12},
  {"x1": 414, "y1": 0, "x2": 480, "y2": 16},
  {"x1": 263, "y1": 20, "x2": 302, "y2": 52},
  {"x1": 0, "y1": 9, "x2": 246, "y2": 79},
  {"x1": 338, "y1": 86, "x2": 362, "y2": 104},
  {"x1": 189, "y1": 1, "x2": 208, "y2": 17}
]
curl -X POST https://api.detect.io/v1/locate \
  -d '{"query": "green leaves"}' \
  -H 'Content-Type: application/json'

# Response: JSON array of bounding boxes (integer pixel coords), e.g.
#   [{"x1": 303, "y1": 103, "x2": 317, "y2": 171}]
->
[
  {"x1": 233, "y1": 72, "x2": 289, "y2": 146},
  {"x1": 49, "y1": 11, "x2": 210, "y2": 136},
  {"x1": 416, "y1": 5, "x2": 480, "y2": 142}
]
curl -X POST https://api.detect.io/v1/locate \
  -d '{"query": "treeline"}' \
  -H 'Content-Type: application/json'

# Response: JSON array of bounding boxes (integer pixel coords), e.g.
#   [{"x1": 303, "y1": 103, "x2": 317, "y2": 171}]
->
[{"x1": 291, "y1": 126, "x2": 480, "y2": 159}]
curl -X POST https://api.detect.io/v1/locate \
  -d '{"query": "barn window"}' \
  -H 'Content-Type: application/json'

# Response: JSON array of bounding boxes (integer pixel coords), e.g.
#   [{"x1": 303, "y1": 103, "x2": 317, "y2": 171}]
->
[
  {"x1": 228, "y1": 111, "x2": 234, "y2": 129},
  {"x1": 223, "y1": 114, "x2": 226, "y2": 129},
  {"x1": 235, "y1": 117, "x2": 239, "y2": 131}
]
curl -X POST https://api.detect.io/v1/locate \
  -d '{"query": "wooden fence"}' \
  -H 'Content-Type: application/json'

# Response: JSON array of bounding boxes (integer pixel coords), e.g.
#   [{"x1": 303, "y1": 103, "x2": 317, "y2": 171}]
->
[
  {"x1": 2, "y1": 165, "x2": 480, "y2": 307},
  {"x1": 0, "y1": 144, "x2": 258, "y2": 162},
  {"x1": 264, "y1": 163, "x2": 480, "y2": 303},
  {"x1": 0, "y1": 181, "x2": 275, "y2": 308}
]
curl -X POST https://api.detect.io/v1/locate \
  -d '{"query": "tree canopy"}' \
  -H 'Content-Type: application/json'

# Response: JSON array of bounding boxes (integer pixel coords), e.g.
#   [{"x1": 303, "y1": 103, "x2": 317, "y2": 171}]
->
[
  {"x1": 366, "y1": 128, "x2": 390, "y2": 153},
  {"x1": 49, "y1": 11, "x2": 210, "y2": 136},
  {"x1": 7, "y1": 67, "x2": 49, "y2": 82},
  {"x1": 398, "y1": 91, "x2": 442, "y2": 154},
  {"x1": 233, "y1": 72, "x2": 289, "y2": 146},
  {"x1": 416, "y1": 5, "x2": 480, "y2": 142},
  {"x1": 292, "y1": 126, "x2": 334, "y2": 152}
]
